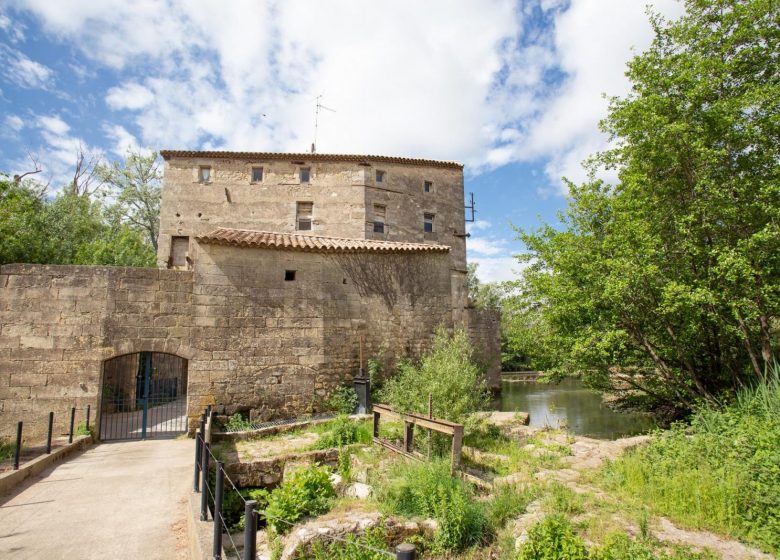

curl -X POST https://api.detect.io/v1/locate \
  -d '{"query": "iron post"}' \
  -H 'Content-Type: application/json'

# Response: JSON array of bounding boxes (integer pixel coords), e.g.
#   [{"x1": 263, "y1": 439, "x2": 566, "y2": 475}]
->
[
  {"x1": 68, "y1": 406, "x2": 76, "y2": 443},
  {"x1": 86, "y1": 404, "x2": 91, "y2": 432},
  {"x1": 212, "y1": 461, "x2": 224, "y2": 560},
  {"x1": 13, "y1": 421, "x2": 22, "y2": 470},
  {"x1": 396, "y1": 543, "x2": 416, "y2": 560},
  {"x1": 46, "y1": 412, "x2": 54, "y2": 454},
  {"x1": 244, "y1": 500, "x2": 257, "y2": 560},
  {"x1": 194, "y1": 430, "x2": 202, "y2": 492},
  {"x1": 200, "y1": 441, "x2": 210, "y2": 521}
]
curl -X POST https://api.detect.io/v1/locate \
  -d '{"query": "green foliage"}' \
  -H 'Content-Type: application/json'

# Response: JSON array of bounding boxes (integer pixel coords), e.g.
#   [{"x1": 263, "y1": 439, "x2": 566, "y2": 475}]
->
[
  {"x1": 516, "y1": 0, "x2": 780, "y2": 412},
  {"x1": 375, "y1": 459, "x2": 489, "y2": 551},
  {"x1": 600, "y1": 371, "x2": 780, "y2": 553},
  {"x1": 306, "y1": 524, "x2": 390, "y2": 560},
  {"x1": 224, "y1": 413, "x2": 253, "y2": 432},
  {"x1": 590, "y1": 532, "x2": 716, "y2": 560},
  {"x1": 264, "y1": 465, "x2": 335, "y2": 533},
  {"x1": 517, "y1": 515, "x2": 588, "y2": 560},
  {"x1": 467, "y1": 263, "x2": 504, "y2": 310},
  {"x1": 0, "y1": 439, "x2": 14, "y2": 462},
  {"x1": 379, "y1": 328, "x2": 489, "y2": 423},
  {"x1": 484, "y1": 483, "x2": 536, "y2": 531},
  {"x1": 311, "y1": 416, "x2": 372, "y2": 449},
  {"x1": 326, "y1": 385, "x2": 358, "y2": 415},
  {"x1": 221, "y1": 487, "x2": 269, "y2": 532}
]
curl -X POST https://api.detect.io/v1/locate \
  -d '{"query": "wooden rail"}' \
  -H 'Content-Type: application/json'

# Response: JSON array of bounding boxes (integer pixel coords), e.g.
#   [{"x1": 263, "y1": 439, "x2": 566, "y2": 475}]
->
[{"x1": 372, "y1": 403, "x2": 464, "y2": 472}]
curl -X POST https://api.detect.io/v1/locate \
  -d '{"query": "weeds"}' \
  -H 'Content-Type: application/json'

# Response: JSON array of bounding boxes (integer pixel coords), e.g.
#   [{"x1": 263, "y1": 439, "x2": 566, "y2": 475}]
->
[
  {"x1": 0, "y1": 439, "x2": 14, "y2": 462},
  {"x1": 264, "y1": 464, "x2": 335, "y2": 533},
  {"x1": 311, "y1": 416, "x2": 372, "y2": 450},
  {"x1": 327, "y1": 385, "x2": 359, "y2": 416}
]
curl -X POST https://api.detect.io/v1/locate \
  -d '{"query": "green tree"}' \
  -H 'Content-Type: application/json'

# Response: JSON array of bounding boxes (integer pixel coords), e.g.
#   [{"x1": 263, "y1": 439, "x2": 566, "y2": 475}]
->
[
  {"x1": 97, "y1": 150, "x2": 162, "y2": 249},
  {"x1": 520, "y1": 0, "x2": 779, "y2": 413},
  {"x1": 0, "y1": 176, "x2": 49, "y2": 264}
]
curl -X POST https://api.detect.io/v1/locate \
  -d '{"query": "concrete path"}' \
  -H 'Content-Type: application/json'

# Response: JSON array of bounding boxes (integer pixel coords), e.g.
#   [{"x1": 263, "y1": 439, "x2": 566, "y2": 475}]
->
[{"x1": 0, "y1": 438, "x2": 193, "y2": 560}]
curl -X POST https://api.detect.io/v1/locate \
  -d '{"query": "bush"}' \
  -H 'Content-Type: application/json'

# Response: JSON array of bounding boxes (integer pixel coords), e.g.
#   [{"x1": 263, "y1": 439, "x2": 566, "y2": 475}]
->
[
  {"x1": 0, "y1": 439, "x2": 15, "y2": 462},
  {"x1": 517, "y1": 515, "x2": 588, "y2": 560},
  {"x1": 375, "y1": 459, "x2": 489, "y2": 551},
  {"x1": 224, "y1": 413, "x2": 253, "y2": 432},
  {"x1": 379, "y1": 328, "x2": 489, "y2": 424},
  {"x1": 264, "y1": 465, "x2": 335, "y2": 533},
  {"x1": 599, "y1": 371, "x2": 780, "y2": 554},
  {"x1": 306, "y1": 524, "x2": 390, "y2": 560},
  {"x1": 327, "y1": 385, "x2": 359, "y2": 415},
  {"x1": 312, "y1": 416, "x2": 372, "y2": 449}
]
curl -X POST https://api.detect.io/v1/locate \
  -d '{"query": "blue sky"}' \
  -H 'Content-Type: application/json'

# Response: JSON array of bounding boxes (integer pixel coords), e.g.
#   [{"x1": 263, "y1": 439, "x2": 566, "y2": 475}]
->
[{"x1": 0, "y1": 0, "x2": 683, "y2": 283}]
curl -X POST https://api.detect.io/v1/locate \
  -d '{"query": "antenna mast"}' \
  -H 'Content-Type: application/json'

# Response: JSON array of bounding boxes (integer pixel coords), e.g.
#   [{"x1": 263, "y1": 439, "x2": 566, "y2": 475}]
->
[
  {"x1": 465, "y1": 192, "x2": 476, "y2": 222},
  {"x1": 312, "y1": 94, "x2": 336, "y2": 153}
]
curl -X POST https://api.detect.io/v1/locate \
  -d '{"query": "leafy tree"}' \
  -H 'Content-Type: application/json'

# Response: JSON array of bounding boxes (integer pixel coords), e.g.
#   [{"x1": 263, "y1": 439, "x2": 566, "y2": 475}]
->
[
  {"x1": 97, "y1": 150, "x2": 162, "y2": 250},
  {"x1": 466, "y1": 263, "x2": 503, "y2": 310},
  {"x1": 0, "y1": 176, "x2": 49, "y2": 264},
  {"x1": 519, "y1": 0, "x2": 779, "y2": 413}
]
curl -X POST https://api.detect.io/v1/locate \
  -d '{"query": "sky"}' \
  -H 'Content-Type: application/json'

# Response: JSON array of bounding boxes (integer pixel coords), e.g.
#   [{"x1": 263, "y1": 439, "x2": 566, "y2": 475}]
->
[{"x1": 0, "y1": 0, "x2": 684, "y2": 283}]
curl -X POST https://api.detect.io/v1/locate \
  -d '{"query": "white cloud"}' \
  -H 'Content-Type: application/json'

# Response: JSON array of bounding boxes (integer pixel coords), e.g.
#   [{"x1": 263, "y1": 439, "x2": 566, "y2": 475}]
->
[
  {"x1": 468, "y1": 236, "x2": 507, "y2": 256},
  {"x1": 5, "y1": 114, "x2": 24, "y2": 131},
  {"x1": 466, "y1": 219, "x2": 492, "y2": 233},
  {"x1": 470, "y1": 256, "x2": 525, "y2": 284},
  {"x1": 103, "y1": 124, "x2": 140, "y2": 157},
  {"x1": 0, "y1": 12, "x2": 25, "y2": 41},
  {"x1": 105, "y1": 82, "x2": 155, "y2": 110},
  {"x1": 37, "y1": 114, "x2": 70, "y2": 136},
  {"x1": 0, "y1": 46, "x2": 54, "y2": 89}
]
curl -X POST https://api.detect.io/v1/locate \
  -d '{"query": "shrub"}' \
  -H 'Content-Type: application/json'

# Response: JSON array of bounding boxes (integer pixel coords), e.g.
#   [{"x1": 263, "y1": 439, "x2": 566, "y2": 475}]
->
[
  {"x1": 589, "y1": 532, "x2": 656, "y2": 560},
  {"x1": 599, "y1": 370, "x2": 780, "y2": 554},
  {"x1": 517, "y1": 515, "x2": 588, "y2": 560},
  {"x1": 375, "y1": 459, "x2": 489, "y2": 551},
  {"x1": 224, "y1": 413, "x2": 253, "y2": 432},
  {"x1": 0, "y1": 439, "x2": 15, "y2": 462},
  {"x1": 327, "y1": 384, "x2": 359, "y2": 415},
  {"x1": 379, "y1": 328, "x2": 489, "y2": 424},
  {"x1": 264, "y1": 465, "x2": 335, "y2": 533},
  {"x1": 306, "y1": 524, "x2": 390, "y2": 560},
  {"x1": 312, "y1": 416, "x2": 372, "y2": 449}
]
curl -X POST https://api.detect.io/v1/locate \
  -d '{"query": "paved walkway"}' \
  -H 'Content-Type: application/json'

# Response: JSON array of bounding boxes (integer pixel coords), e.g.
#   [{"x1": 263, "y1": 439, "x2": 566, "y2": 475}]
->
[{"x1": 0, "y1": 438, "x2": 193, "y2": 560}]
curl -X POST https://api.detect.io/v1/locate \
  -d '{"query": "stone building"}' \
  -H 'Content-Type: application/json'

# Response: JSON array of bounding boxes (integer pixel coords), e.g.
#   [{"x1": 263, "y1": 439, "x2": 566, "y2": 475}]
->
[{"x1": 0, "y1": 151, "x2": 500, "y2": 441}]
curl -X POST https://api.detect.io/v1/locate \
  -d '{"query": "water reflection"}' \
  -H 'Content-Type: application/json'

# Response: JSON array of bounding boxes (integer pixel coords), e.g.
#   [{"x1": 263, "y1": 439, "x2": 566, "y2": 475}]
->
[{"x1": 494, "y1": 378, "x2": 655, "y2": 440}]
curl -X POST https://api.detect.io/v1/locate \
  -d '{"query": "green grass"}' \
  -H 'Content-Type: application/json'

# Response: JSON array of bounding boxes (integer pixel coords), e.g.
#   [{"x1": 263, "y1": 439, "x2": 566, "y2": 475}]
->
[
  {"x1": 0, "y1": 439, "x2": 14, "y2": 462},
  {"x1": 462, "y1": 425, "x2": 570, "y2": 476},
  {"x1": 309, "y1": 416, "x2": 372, "y2": 449},
  {"x1": 598, "y1": 370, "x2": 780, "y2": 554}
]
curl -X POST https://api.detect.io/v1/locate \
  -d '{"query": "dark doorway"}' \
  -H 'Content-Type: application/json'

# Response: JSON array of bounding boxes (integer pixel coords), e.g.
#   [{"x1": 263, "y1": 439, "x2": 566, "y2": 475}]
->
[{"x1": 99, "y1": 352, "x2": 188, "y2": 441}]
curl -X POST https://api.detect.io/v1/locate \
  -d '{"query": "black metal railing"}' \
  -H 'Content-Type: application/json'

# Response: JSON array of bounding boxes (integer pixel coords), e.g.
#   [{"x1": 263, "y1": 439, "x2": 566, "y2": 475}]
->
[
  {"x1": 99, "y1": 395, "x2": 187, "y2": 440},
  {"x1": 194, "y1": 407, "x2": 417, "y2": 559},
  {"x1": 6, "y1": 406, "x2": 92, "y2": 471}
]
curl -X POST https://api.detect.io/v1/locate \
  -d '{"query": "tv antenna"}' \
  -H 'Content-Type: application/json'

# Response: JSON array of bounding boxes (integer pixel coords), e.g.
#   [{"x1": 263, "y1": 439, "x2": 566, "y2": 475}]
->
[
  {"x1": 465, "y1": 192, "x2": 476, "y2": 223},
  {"x1": 312, "y1": 94, "x2": 336, "y2": 153}
]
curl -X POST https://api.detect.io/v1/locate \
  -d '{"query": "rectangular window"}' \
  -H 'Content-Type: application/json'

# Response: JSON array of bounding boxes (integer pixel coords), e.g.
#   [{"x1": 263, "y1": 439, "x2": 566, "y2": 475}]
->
[
  {"x1": 424, "y1": 180, "x2": 432, "y2": 193},
  {"x1": 299, "y1": 167, "x2": 311, "y2": 184},
  {"x1": 297, "y1": 201, "x2": 313, "y2": 231},
  {"x1": 376, "y1": 170, "x2": 385, "y2": 183},
  {"x1": 170, "y1": 236, "x2": 189, "y2": 267},
  {"x1": 199, "y1": 166, "x2": 211, "y2": 183},
  {"x1": 251, "y1": 167, "x2": 264, "y2": 183},
  {"x1": 284, "y1": 270, "x2": 296, "y2": 281},
  {"x1": 424, "y1": 213, "x2": 434, "y2": 233},
  {"x1": 373, "y1": 204, "x2": 386, "y2": 234}
]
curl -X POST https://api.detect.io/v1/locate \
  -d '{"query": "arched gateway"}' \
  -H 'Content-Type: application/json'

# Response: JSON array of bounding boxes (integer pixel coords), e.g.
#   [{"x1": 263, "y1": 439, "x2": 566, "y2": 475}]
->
[{"x1": 99, "y1": 352, "x2": 189, "y2": 441}]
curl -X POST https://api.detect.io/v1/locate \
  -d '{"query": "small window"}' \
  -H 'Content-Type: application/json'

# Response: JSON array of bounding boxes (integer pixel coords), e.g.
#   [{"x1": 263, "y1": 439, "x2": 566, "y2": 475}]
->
[
  {"x1": 297, "y1": 201, "x2": 313, "y2": 231},
  {"x1": 199, "y1": 166, "x2": 211, "y2": 183},
  {"x1": 284, "y1": 270, "x2": 296, "y2": 281},
  {"x1": 424, "y1": 180, "x2": 432, "y2": 193},
  {"x1": 299, "y1": 167, "x2": 311, "y2": 184},
  {"x1": 373, "y1": 204, "x2": 386, "y2": 234},
  {"x1": 251, "y1": 167, "x2": 264, "y2": 183},
  {"x1": 170, "y1": 236, "x2": 189, "y2": 267},
  {"x1": 376, "y1": 170, "x2": 385, "y2": 183},
  {"x1": 424, "y1": 213, "x2": 434, "y2": 233}
]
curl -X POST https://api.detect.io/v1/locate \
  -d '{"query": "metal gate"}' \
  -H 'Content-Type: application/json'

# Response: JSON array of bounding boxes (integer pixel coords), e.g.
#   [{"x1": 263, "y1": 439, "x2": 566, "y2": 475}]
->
[{"x1": 99, "y1": 352, "x2": 188, "y2": 441}]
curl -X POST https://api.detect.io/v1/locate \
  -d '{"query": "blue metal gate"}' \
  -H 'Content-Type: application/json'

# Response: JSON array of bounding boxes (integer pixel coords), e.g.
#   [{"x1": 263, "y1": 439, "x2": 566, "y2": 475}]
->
[{"x1": 99, "y1": 352, "x2": 188, "y2": 441}]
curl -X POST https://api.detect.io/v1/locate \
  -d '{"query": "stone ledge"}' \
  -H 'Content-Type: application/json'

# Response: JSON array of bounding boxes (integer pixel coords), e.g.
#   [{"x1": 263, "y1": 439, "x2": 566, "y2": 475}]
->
[
  {"x1": 187, "y1": 491, "x2": 226, "y2": 560},
  {"x1": 0, "y1": 435, "x2": 91, "y2": 498}
]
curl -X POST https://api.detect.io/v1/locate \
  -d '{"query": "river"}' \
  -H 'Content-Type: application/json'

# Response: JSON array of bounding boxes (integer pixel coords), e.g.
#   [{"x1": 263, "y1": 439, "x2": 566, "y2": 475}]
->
[{"x1": 494, "y1": 377, "x2": 656, "y2": 439}]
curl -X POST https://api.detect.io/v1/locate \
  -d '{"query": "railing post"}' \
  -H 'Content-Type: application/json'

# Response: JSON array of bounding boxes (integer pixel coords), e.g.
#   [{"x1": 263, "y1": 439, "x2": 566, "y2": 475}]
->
[
  {"x1": 396, "y1": 543, "x2": 416, "y2": 560},
  {"x1": 68, "y1": 406, "x2": 76, "y2": 444},
  {"x1": 86, "y1": 405, "x2": 91, "y2": 432},
  {"x1": 13, "y1": 421, "x2": 22, "y2": 470},
  {"x1": 244, "y1": 500, "x2": 257, "y2": 560},
  {"x1": 212, "y1": 461, "x2": 224, "y2": 560},
  {"x1": 194, "y1": 430, "x2": 203, "y2": 492},
  {"x1": 200, "y1": 441, "x2": 210, "y2": 521},
  {"x1": 46, "y1": 412, "x2": 54, "y2": 454}
]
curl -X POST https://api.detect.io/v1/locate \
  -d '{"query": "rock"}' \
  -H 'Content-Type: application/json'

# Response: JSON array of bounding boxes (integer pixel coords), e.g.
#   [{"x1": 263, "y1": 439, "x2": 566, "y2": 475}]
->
[
  {"x1": 344, "y1": 482, "x2": 371, "y2": 499},
  {"x1": 330, "y1": 473, "x2": 345, "y2": 492}
]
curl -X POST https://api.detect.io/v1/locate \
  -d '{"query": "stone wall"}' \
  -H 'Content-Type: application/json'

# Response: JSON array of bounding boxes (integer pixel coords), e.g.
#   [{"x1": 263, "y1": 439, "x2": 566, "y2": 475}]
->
[
  {"x1": 464, "y1": 306, "x2": 502, "y2": 391},
  {"x1": 0, "y1": 264, "x2": 195, "y2": 440}
]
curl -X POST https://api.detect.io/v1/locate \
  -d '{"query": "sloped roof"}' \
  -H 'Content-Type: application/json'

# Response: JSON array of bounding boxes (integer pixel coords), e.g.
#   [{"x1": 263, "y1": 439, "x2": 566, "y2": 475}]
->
[
  {"x1": 196, "y1": 228, "x2": 450, "y2": 254},
  {"x1": 160, "y1": 150, "x2": 463, "y2": 170}
]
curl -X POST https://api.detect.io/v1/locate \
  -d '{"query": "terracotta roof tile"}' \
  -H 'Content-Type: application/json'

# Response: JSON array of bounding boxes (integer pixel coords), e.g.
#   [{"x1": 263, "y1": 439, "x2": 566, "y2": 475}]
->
[
  {"x1": 160, "y1": 150, "x2": 463, "y2": 170},
  {"x1": 196, "y1": 228, "x2": 450, "y2": 254}
]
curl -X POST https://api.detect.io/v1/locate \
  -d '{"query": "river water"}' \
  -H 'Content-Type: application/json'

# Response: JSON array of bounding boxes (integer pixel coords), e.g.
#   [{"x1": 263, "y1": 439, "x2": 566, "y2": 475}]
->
[{"x1": 494, "y1": 378, "x2": 656, "y2": 440}]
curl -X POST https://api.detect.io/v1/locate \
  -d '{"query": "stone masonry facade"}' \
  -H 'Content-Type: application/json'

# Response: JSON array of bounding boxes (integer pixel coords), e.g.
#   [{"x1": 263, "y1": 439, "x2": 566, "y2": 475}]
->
[{"x1": 0, "y1": 152, "x2": 500, "y2": 441}]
